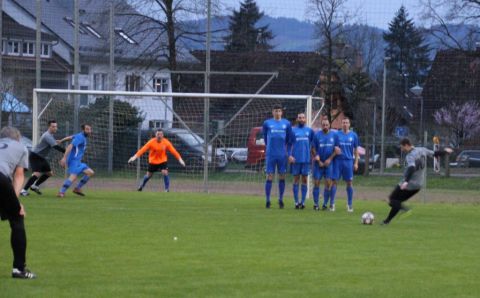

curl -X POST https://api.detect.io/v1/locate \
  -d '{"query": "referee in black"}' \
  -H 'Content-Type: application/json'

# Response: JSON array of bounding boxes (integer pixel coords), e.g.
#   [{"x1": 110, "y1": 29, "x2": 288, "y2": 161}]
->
[
  {"x1": 0, "y1": 126, "x2": 36, "y2": 279},
  {"x1": 21, "y1": 120, "x2": 71, "y2": 196},
  {"x1": 382, "y1": 138, "x2": 452, "y2": 225}
]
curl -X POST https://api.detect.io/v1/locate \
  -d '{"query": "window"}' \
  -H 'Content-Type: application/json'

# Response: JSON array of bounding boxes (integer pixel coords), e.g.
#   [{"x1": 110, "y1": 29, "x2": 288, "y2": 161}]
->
[
  {"x1": 82, "y1": 23, "x2": 102, "y2": 39},
  {"x1": 41, "y1": 43, "x2": 51, "y2": 57},
  {"x1": 64, "y1": 17, "x2": 88, "y2": 34},
  {"x1": 153, "y1": 78, "x2": 169, "y2": 93},
  {"x1": 22, "y1": 42, "x2": 35, "y2": 56},
  {"x1": 80, "y1": 86, "x2": 89, "y2": 106},
  {"x1": 7, "y1": 41, "x2": 20, "y2": 55},
  {"x1": 1, "y1": 40, "x2": 5, "y2": 54},
  {"x1": 93, "y1": 73, "x2": 107, "y2": 91},
  {"x1": 125, "y1": 74, "x2": 141, "y2": 91},
  {"x1": 80, "y1": 64, "x2": 89, "y2": 75},
  {"x1": 149, "y1": 120, "x2": 168, "y2": 129},
  {"x1": 115, "y1": 29, "x2": 137, "y2": 44}
]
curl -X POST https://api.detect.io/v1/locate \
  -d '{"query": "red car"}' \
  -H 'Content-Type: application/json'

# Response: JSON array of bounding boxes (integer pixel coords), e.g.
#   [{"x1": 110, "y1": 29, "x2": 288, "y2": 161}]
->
[{"x1": 246, "y1": 127, "x2": 265, "y2": 168}]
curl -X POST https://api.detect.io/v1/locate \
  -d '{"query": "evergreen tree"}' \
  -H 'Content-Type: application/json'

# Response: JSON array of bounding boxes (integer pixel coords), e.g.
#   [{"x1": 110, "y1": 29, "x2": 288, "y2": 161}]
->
[
  {"x1": 383, "y1": 6, "x2": 430, "y2": 87},
  {"x1": 224, "y1": 0, "x2": 274, "y2": 52}
]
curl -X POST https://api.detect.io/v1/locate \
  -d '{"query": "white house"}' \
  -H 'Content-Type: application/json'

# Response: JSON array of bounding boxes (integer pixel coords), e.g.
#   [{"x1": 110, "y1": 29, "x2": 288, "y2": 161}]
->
[{"x1": 2, "y1": 0, "x2": 173, "y2": 130}]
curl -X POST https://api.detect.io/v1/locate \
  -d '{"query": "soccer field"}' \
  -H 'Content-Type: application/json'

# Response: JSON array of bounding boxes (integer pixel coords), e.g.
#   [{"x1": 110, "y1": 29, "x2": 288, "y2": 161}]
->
[{"x1": 1, "y1": 191, "x2": 479, "y2": 297}]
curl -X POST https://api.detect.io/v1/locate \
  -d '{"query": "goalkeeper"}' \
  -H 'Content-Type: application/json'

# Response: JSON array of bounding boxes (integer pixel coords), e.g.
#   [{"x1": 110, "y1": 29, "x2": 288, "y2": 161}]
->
[{"x1": 128, "y1": 129, "x2": 185, "y2": 192}]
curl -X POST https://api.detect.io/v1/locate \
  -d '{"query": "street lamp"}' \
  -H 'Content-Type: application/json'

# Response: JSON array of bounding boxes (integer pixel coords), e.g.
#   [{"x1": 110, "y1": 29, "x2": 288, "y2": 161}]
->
[
  {"x1": 380, "y1": 57, "x2": 391, "y2": 174},
  {"x1": 410, "y1": 82, "x2": 423, "y2": 141}
]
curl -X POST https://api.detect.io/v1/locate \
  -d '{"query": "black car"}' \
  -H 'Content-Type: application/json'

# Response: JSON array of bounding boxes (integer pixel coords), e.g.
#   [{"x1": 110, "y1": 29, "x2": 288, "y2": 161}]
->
[{"x1": 452, "y1": 150, "x2": 480, "y2": 168}]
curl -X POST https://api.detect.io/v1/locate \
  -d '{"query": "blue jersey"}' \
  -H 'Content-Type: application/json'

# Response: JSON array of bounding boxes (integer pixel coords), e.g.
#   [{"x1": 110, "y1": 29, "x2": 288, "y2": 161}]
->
[
  {"x1": 313, "y1": 130, "x2": 337, "y2": 162},
  {"x1": 290, "y1": 125, "x2": 313, "y2": 163},
  {"x1": 68, "y1": 132, "x2": 87, "y2": 163},
  {"x1": 262, "y1": 118, "x2": 293, "y2": 158},
  {"x1": 335, "y1": 130, "x2": 359, "y2": 160}
]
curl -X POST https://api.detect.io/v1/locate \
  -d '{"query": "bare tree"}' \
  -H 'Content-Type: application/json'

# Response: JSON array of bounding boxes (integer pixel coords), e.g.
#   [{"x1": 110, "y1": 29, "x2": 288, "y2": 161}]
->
[
  {"x1": 345, "y1": 24, "x2": 383, "y2": 79},
  {"x1": 307, "y1": 0, "x2": 352, "y2": 122},
  {"x1": 420, "y1": 0, "x2": 480, "y2": 50},
  {"x1": 121, "y1": 0, "x2": 224, "y2": 72}
]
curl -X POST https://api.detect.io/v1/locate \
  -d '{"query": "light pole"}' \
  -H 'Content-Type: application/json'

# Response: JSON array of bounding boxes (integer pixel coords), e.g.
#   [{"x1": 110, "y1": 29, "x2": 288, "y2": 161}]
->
[
  {"x1": 380, "y1": 57, "x2": 390, "y2": 174},
  {"x1": 410, "y1": 83, "x2": 423, "y2": 143}
]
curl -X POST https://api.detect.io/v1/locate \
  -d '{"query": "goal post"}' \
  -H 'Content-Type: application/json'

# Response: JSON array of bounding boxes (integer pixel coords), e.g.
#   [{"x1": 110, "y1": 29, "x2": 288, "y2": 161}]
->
[{"x1": 32, "y1": 88, "x2": 324, "y2": 194}]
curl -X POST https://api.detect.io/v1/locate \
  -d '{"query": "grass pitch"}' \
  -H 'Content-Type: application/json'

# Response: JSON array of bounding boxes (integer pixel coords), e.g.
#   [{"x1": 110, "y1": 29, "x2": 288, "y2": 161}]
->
[{"x1": 1, "y1": 190, "x2": 479, "y2": 297}]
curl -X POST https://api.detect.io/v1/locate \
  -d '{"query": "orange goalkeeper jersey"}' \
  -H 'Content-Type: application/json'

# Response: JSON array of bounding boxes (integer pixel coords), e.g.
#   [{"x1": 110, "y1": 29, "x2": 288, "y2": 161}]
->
[{"x1": 134, "y1": 138, "x2": 181, "y2": 165}]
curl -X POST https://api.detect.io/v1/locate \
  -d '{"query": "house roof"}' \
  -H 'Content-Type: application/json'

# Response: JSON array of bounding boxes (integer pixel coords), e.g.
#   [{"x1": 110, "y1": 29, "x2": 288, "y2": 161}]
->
[
  {"x1": 188, "y1": 50, "x2": 329, "y2": 95},
  {"x1": 422, "y1": 49, "x2": 480, "y2": 110},
  {"x1": 10, "y1": 0, "x2": 166, "y2": 63},
  {"x1": 2, "y1": 54, "x2": 72, "y2": 72},
  {"x1": 2, "y1": 12, "x2": 56, "y2": 42}
]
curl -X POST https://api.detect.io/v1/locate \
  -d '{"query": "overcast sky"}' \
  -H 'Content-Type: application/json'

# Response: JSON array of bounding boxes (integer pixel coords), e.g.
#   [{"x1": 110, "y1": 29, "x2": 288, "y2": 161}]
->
[{"x1": 222, "y1": 0, "x2": 425, "y2": 29}]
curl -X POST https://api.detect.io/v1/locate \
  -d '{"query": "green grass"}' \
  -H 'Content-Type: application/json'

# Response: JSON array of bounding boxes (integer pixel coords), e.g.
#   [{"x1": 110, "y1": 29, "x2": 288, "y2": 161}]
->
[{"x1": 1, "y1": 191, "x2": 479, "y2": 297}]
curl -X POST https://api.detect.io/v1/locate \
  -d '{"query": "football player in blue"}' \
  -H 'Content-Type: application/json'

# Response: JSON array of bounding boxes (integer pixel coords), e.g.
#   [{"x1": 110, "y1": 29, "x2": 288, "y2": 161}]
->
[
  {"x1": 289, "y1": 113, "x2": 314, "y2": 209},
  {"x1": 333, "y1": 117, "x2": 359, "y2": 212},
  {"x1": 262, "y1": 104, "x2": 293, "y2": 209},
  {"x1": 312, "y1": 118, "x2": 338, "y2": 211},
  {"x1": 57, "y1": 124, "x2": 95, "y2": 198}
]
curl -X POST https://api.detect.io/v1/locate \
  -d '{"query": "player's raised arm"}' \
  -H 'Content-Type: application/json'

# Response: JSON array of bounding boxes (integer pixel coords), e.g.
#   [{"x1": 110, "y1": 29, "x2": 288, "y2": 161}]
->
[{"x1": 128, "y1": 139, "x2": 152, "y2": 163}]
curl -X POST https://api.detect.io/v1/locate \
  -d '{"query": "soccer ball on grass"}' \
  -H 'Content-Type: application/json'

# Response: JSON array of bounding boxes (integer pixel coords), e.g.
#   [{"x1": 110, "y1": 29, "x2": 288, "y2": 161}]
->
[{"x1": 361, "y1": 212, "x2": 375, "y2": 225}]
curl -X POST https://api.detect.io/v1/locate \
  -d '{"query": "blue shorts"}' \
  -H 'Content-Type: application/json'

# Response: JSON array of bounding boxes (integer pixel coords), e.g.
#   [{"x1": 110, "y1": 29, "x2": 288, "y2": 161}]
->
[
  {"x1": 290, "y1": 162, "x2": 310, "y2": 176},
  {"x1": 334, "y1": 159, "x2": 354, "y2": 181},
  {"x1": 68, "y1": 161, "x2": 89, "y2": 175},
  {"x1": 313, "y1": 162, "x2": 334, "y2": 180},
  {"x1": 266, "y1": 156, "x2": 287, "y2": 174}
]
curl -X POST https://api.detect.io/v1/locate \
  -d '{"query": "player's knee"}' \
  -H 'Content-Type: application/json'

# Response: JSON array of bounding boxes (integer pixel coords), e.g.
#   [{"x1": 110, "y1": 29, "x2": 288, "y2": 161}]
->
[
  {"x1": 9, "y1": 217, "x2": 25, "y2": 231},
  {"x1": 87, "y1": 170, "x2": 95, "y2": 176},
  {"x1": 47, "y1": 172, "x2": 53, "y2": 177},
  {"x1": 162, "y1": 170, "x2": 168, "y2": 176}
]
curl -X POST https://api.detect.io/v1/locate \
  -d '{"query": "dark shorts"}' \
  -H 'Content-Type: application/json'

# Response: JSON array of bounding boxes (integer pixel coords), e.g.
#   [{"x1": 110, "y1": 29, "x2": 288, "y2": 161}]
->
[
  {"x1": 29, "y1": 152, "x2": 51, "y2": 173},
  {"x1": 0, "y1": 173, "x2": 22, "y2": 221},
  {"x1": 148, "y1": 162, "x2": 168, "y2": 173}
]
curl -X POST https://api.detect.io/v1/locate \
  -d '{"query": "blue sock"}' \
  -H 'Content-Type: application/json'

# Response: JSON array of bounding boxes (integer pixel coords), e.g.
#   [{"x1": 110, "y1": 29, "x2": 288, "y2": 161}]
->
[
  {"x1": 301, "y1": 184, "x2": 307, "y2": 204},
  {"x1": 323, "y1": 187, "x2": 330, "y2": 207},
  {"x1": 60, "y1": 179, "x2": 72, "y2": 193},
  {"x1": 76, "y1": 175, "x2": 90, "y2": 189},
  {"x1": 292, "y1": 183, "x2": 299, "y2": 204},
  {"x1": 140, "y1": 175, "x2": 151, "y2": 188},
  {"x1": 313, "y1": 186, "x2": 320, "y2": 206},
  {"x1": 163, "y1": 175, "x2": 170, "y2": 190},
  {"x1": 265, "y1": 180, "x2": 272, "y2": 203},
  {"x1": 347, "y1": 186, "x2": 354, "y2": 207},
  {"x1": 330, "y1": 184, "x2": 337, "y2": 206},
  {"x1": 278, "y1": 179, "x2": 285, "y2": 202}
]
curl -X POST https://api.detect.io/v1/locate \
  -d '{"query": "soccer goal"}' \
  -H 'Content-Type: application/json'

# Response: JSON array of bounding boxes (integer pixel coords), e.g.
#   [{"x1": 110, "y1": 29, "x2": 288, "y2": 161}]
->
[{"x1": 33, "y1": 88, "x2": 324, "y2": 194}]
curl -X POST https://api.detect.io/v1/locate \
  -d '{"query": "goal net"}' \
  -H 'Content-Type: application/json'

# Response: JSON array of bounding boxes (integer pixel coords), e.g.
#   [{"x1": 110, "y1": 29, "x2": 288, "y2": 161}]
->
[{"x1": 33, "y1": 89, "x2": 324, "y2": 195}]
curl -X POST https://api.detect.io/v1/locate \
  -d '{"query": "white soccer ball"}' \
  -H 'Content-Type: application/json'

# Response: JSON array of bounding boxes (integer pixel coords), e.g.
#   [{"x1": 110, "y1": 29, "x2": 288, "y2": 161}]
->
[{"x1": 361, "y1": 212, "x2": 375, "y2": 225}]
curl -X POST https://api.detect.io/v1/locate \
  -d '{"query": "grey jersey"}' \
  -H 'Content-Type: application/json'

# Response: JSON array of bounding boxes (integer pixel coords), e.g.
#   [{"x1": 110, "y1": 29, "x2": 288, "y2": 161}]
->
[
  {"x1": 401, "y1": 147, "x2": 434, "y2": 190},
  {"x1": 0, "y1": 138, "x2": 29, "y2": 180},
  {"x1": 33, "y1": 131, "x2": 57, "y2": 158}
]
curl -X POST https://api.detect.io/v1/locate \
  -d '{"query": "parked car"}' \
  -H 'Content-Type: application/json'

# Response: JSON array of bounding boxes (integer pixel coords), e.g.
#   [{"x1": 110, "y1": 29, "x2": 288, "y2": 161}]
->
[
  {"x1": 357, "y1": 153, "x2": 380, "y2": 174},
  {"x1": 246, "y1": 127, "x2": 265, "y2": 168},
  {"x1": 142, "y1": 128, "x2": 228, "y2": 172},
  {"x1": 451, "y1": 150, "x2": 480, "y2": 168},
  {"x1": 231, "y1": 149, "x2": 248, "y2": 163}
]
